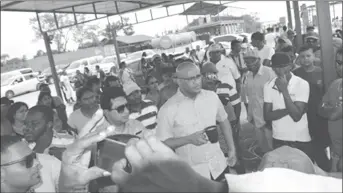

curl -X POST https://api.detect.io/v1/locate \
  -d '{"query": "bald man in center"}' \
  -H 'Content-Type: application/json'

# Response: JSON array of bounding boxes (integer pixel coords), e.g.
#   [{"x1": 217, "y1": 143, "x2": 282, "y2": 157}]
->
[{"x1": 156, "y1": 61, "x2": 237, "y2": 181}]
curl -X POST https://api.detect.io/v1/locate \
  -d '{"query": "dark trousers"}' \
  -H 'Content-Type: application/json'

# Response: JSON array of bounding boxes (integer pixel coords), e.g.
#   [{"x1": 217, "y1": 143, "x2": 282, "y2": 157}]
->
[
  {"x1": 312, "y1": 142, "x2": 331, "y2": 172},
  {"x1": 273, "y1": 138, "x2": 313, "y2": 162},
  {"x1": 226, "y1": 122, "x2": 246, "y2": 174}
]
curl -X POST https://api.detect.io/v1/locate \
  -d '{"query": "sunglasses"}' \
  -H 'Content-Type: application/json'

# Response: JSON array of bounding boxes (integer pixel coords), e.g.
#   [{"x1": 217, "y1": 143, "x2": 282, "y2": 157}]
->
[
  {"x1": 1, "y1": 152, "x2": 37, "y2": 168},
  {"x1": 112, "y1": 104, "x2": 129, "y2": 114}
]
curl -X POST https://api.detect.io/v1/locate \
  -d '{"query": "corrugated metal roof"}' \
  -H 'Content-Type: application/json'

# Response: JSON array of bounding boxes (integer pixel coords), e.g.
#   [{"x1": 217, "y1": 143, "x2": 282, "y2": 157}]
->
[{"x1": 115, "y1": 35, "x2": 153, "y2": 45}]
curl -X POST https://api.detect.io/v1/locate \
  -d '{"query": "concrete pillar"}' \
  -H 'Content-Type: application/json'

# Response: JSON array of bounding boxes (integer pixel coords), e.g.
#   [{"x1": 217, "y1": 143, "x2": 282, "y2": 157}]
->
[
  {"x1": 316, "y1": 1, "x2": 336, "y2": 90},
  {"x1": 286, "y1": 1, "x2": 293, "y2": 29},
  {"x1": 293, "y1": 1, "x2": 303, "y2": 49}
]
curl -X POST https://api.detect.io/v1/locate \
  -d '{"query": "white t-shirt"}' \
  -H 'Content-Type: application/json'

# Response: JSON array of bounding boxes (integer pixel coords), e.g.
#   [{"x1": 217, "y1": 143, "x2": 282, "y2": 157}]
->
[
  {"x1": 216, "y1": 55, "x2": 241, "y2": 90},
  {"x1": 263, "y1": 74, "x2": 311, "y2": 142},
  {"x1": 256, "y1": 45, "x2": 275, "y2": 64},
  {"x1": 34, "y1": 153, "x2": 61, "y2": 192},
  {"x1": 265, "y1": 33, "x2": 277, "y2": 48}
]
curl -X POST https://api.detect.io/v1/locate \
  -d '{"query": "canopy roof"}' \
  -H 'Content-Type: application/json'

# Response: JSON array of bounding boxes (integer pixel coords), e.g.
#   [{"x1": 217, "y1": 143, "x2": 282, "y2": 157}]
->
[{"x1": 180, "y1": 2, "x2": 227, "y2": 15}]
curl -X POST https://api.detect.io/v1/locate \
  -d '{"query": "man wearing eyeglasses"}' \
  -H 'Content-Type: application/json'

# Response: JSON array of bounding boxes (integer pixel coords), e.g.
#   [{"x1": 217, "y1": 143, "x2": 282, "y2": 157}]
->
[
  {"x1": 156, "y1": 61, "x2": 237, "y2": 180},
  {"x1": 263, "y1": 52, "x2": 312, "y2": 159},
  {"x1": 1, "y1": 135, "x2": 61, "y2": 192}
]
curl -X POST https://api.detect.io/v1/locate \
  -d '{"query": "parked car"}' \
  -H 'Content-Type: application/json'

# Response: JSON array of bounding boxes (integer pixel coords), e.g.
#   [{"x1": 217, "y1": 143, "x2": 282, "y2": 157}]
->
[
  {"x1": 98, "y1": 54, "x2": 127, "y2": 75},
  {"x1": 123, "y1": 49, "x2": 156, "y2": 73},
  {"x1": 211, "y1": 34, "x2": 244, "y2": 44},
  {"x1": 1, "y1": 72, "x2": 43, "y2": 98},
  {"x1": 38, "y1": 64, "x2": 70, "y2": 84},
  {"x1": 65, "y1": 55, "x2": 103, "y2": 80}
]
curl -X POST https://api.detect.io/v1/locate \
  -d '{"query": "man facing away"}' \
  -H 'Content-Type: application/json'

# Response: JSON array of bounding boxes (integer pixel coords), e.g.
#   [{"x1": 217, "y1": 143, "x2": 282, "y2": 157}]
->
[{"x1": 156, "y1": 61, "x2": 237, "y2": 180}]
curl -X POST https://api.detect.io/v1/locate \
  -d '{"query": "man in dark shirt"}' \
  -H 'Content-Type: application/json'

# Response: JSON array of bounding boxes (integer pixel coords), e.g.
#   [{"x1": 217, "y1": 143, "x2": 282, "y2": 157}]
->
[
  {"x1": 96, "y1": 65, "x2": 106, "y2": 86},
  {"x1": 293, "y1": 45, "x2": 330, "y2": 172}
]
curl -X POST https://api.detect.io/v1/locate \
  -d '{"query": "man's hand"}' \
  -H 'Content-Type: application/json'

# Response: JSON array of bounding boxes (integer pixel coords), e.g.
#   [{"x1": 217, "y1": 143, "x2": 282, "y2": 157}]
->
[
  {"x1": 227, "y1": 150, "x2": 237, "y2": 167},
  {"x1": 187, "y1": 131, "x2": 208, "y2": 146},
  {"x1": 48, "y1": 146, "x2": 66, "y2": 160},
  {"x1": 59, "y1": 126, "x2": 115, "y2": 192},
  {"x1": 275, "y1": 76, "x2": 288, "y2": 93}
]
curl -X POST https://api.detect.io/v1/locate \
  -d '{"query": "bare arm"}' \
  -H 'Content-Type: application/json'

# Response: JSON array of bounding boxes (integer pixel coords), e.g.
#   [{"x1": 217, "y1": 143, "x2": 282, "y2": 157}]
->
[
  {"x1": 164, "y1": 136, "x2": 192, "y2": 150},
  {"x1": 262, "y1": 59, "x2": 271, "y2": 67},
  {"x1": 282, "y1": 90, "x2": 307, "y2": 122},
  {"x1": 218, "y1": 119, "x2": 236, "y2": 153},
  {"x1": 263, "y1": 103, "x2": 288, "y2": 121}
]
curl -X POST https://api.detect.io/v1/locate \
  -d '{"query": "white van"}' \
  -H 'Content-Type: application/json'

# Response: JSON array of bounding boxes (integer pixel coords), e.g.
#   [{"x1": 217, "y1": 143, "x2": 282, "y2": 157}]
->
[
  {"x1": 65, "y1": 55, "x2": 104, "y2": 79},
  {"x1": 1, "y1": 72, "x2": 42, "y2": 98}
]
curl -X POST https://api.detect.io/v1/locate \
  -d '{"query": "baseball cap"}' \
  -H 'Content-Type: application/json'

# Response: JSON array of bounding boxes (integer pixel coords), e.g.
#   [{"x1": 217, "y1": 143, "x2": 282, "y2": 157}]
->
[
  {"x1": 305, "y1": 32, "x2": 319, "y2": 40},
  {"x1": 271, "y1": 52, "x2": 292, "y2": 68},
  {"x1": 258, "y1": 146, "x2": 315, "y2": 174},
  {"x1": 207, "y1": 43, "x2": 225, "y2": 53},
  {"x1": 201, "y1": 62, "x2": 218, "y2": 74},
  {"x1": 123, "y1": 82, "x2": 141, "y2": 96},
  {"x1": 243, "y1": 49, "x2": 259, "y2": 59},
  {"x1": 1, "y1": 97, "x2": 14, "y2": 106}
]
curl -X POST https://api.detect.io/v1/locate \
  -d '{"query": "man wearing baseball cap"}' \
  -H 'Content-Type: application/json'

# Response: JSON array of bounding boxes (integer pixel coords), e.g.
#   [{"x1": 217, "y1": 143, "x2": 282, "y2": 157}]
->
[
  {"x1": 263, "y1": 52, "x2": 312, "y2": 159},
  {"x1": 124, "y1": 82, "x2": 158, "y2": 132},
  {"x1": 243, "y1": 49, "x2": 276, "y2": 153}
]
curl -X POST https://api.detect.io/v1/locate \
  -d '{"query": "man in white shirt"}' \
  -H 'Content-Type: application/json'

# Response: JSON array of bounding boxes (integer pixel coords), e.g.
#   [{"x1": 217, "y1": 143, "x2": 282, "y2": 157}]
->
[
  {"x1": 1, "y1": 135, "x2": 61, "y2": 193},
  {"x1": 263, "y1": 52, "x2": 312, "y2": 158},
  {"x1": 251, "y1": 32, "x2": 275, "y2": 67},
  {"x1": 265, "y1": 27, "x2": 277, "y2": 49},
  {"x1": 156, "y1": 61, "x2": 237, "y2": 180},
  {"x1": 196, "y1": 45, "x2": 206, "y2": 63}
]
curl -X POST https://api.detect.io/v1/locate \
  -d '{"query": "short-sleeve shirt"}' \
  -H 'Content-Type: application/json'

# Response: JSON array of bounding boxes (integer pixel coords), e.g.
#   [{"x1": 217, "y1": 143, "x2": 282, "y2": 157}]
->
[
  {"x1": 256, "y1": 45, "x2": 275, "y2": 64},
  {"x1": 322, "y1": 78, "x2": 342, "y2": 155},
  {"x1": 129, "y1": 100, "x2": 158, "y2": 131},
  {"x1": 263, "y1": 73, "x2": 311, "y2": 142},
  {"x1": 35, "y1": 153, "x2": 61, "y2": 192},
  {"x1": 216, "y1": 55, "x2": 241, "y2": 90},
  {"x1": 156, "y1": 89, "x2": 227, "y2": 179},
  {"x1": 246, "y1": 65, "x2": 276, "y2": 128}
]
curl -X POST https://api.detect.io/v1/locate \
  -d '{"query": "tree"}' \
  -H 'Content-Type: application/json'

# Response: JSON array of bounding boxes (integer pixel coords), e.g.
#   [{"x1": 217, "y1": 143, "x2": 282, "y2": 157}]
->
[
  {"x1": 99, "y1": 17, "x2": 135, "y2": 40},
  {"x1": 34, "y1": 50, "x2": 46, "y2": 58},
  {"x1": 29, "y1": 13, "x2": 76, "y2": 53},
  {"x1": 22, "y1": 55, "x2": 27, "y2": 62},
  {"x1": 242, "y1": 13, "x2": 262, "y2": 33},
  {"x1": 1, "y1": 54, "x2": 10, "y2": 65},
  {"x1": 72, "y1": 15, "x2": 100, "y2": 48}
]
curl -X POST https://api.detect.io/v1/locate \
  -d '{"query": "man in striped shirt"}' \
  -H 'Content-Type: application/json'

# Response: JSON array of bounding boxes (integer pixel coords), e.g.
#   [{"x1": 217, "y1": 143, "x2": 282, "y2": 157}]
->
[{"x1": 124, "y1": 82, "x2": 158, "y2": 134}]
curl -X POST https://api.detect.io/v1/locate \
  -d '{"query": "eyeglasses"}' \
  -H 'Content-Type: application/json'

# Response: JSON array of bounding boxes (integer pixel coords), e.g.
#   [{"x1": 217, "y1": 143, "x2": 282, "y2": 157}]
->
[
  {"x1": 1, "y1": 152, "x2": 37, "y2": 168},
  {"x1": 111, "y1": 104, "x2": 129, "y2": 114},
  {"x1": 178, "y1": 74, "x2": 202, "y2": 82}
]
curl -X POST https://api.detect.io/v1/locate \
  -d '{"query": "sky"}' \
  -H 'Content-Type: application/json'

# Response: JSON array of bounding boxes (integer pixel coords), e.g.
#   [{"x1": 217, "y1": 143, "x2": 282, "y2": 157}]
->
[{"x1": 1, "y1": 1, "x2": 341, "y2": 60}]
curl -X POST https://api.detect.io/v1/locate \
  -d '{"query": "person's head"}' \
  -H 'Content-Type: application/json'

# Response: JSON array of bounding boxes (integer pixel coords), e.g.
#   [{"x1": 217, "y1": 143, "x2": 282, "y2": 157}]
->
[
  {"x1": 37, "y1": 92, "x2": 53, "y2": 107},
  {"x1": 84, "y1": 67, "x2": 90, "y2": 73},
  {"x1": 119, "y1": 61, "x2": 126, "y2": 69},
  {"x1": 190, "y1": 49, "x2": 196, "y2": 56},
  {"x1": 95, "y1": 65, "x2": 100, "y2": 71},
  {"x1": 286, "y1": 30, "x2": 295, "y2": 40},
  {"x1": 161, "y1": 53, "x2": 168, "y2": 62},
  {"x1": 276, "y1": 36, "x2": 292, "y2": 51},
  {"x1": 196, "y1": 45, "x2": 201, "y2": 51},
  {"x1": 161, "y1": 67, "x2": 175, "y2": 83},
  {"x1": 6, "y1": 102, "x2": 28, "y2": 124},
  {"x1": 243, "y1": 49, "x2": 261, "y2": 73},
  {"x1": 1, "y1": 97, "x2": 14, "y2": 120},
  {"x1": 39, "y1": 83, "x2": 51, "y2": 94},
  {"x1": 24, "y1": 105, "x2": 54, "y2": 143},
  {"x1": 185, "y1": 47, "x2": 190, "y2": 54},
  {"x1": 104, "y1": 76, "x2": 121, "y2": 88},
  {"x1": 76, "y1": 70, "x2": 81, "y2": 75},
  {"x1": 298, "y1": 45, "x2": 315, "y2": 68},
  {"x1": 231, "y1": 40, "x2": 242, "y2": 53},
  {"x1": 123, "y1": 82, "x2": 142, "y2": 105},
  {"x1": 280, "y1": 45, "x2": 296, "y2": 62},
  {"x1": 283, "y1": 26, "x2": 287, "y2": 32},
  {"x1": 200, "y1": 62, "x2": 220, "y2": 91},
  {"x1": 76, "y1": 87, "x2": 98, "y2": 110},
  {"x1": 1, "y1": 135, "x2": 42, "y2": 192},
  {"x1": 336, "y1": 48, "x2": 343, "y2": 78},
  {"x1": 275, "y1": 27, "x2": 279, "y2": 32},
  {"x1": 146, "y1": 76, "x2": 159, "y2": 92},
  {"x1": 267, "y1": 27, "x2": 272, "y2": 33},
  {"x1": 251, "y1": 32, "x2": 265, "y2": 48},
  {"x1": 175, "y1": 62, "x2": 202, "y2": 97},
  {"x1": 305, "y1": 32, "x2": 320, "y2": 48},
  {"x1": 306, "y1": 26, "x2": 315, "y2": 33},
  {"x1": 271, "y1": 52, "x2": 293, "y2": 78},
  {"x1": 100, "y1": 87, "x2": 130, "y2": 125},
  {"x1": 208, "y1": 43, "x2": 225, "y2": 64},
  {"x1": 86, "y1": 76, "x2": 101, "y2": 93},
  {"x1": 242, "y1": 37, "x2": 248, "y2": 43},
  {"x1": 152, "y1": 54, "x2": 162, "y2": 67},
  {"x1": 142, "y1": 52, "x2": 147, "y2": 57}
]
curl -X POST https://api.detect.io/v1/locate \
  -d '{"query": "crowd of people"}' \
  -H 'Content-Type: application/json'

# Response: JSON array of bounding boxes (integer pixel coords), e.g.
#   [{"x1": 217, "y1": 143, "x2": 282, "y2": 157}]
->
[{"x1": 0, "y1": 24, "x2": 342, "y2": 192}]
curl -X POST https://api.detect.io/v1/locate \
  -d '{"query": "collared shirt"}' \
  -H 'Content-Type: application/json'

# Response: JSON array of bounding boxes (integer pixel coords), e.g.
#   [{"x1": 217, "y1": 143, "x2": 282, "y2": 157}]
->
[
  {"x1": 34, "y1": 153, "x2": 61, "y2": 192},
  {"x1": 256, "y1": 46, "x2": 275, "y2": 64},
  {"x1": 246, "y1": 65, "x2": 276, "y2": 128},
  {"x1": 216, "y1": 55, "x2": 241, "y2": 90},
  {"x1": 264, "y1": 73, "x2": 311, "y2": 142},
  {"x1": 156, "y1": 89, "x2": 227, "y2": 179},
  {"x1": 129, "y1": 100, "x2": 158, "y2": 131},
  {"x1": 229, "y1": 52, "x2": 247, "y2": 72}
]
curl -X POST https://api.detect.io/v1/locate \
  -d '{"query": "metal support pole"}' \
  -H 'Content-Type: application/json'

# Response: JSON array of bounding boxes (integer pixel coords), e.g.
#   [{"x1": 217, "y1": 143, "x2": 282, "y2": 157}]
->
[
  {"x1": 36, "y1": 12, "x2": 43, "y2": 32},
  {"x1": 293, "y1": 1, "x2": 302, "y2": 48},
  {"x1": 150, "y1": 9, "x2": 154, "y2": 20},
  {"x1": 107, "y1": 17, "x2": 121, "y2": 66},
  {"x1": 286, "y1": 1, "x2": 293, "y2": 29},
  {"x1": 92, "y1": 3, "x2": 97, "y2": 19},
  {"x1": 72, "y1": 6, "x2": 77, "y2": 25},
  {"x1": 316, "y1": 1, "x2": 336, "y2": 90},
  {"x1": 183, "y1": 4, "x2": 189, "y2": 24},
  {"x1": 53, "y1": 12, "x2": 59, "y2": 29},
  {"x1": 42, "y1": 32, "x2": 63, "y2": 99}
]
